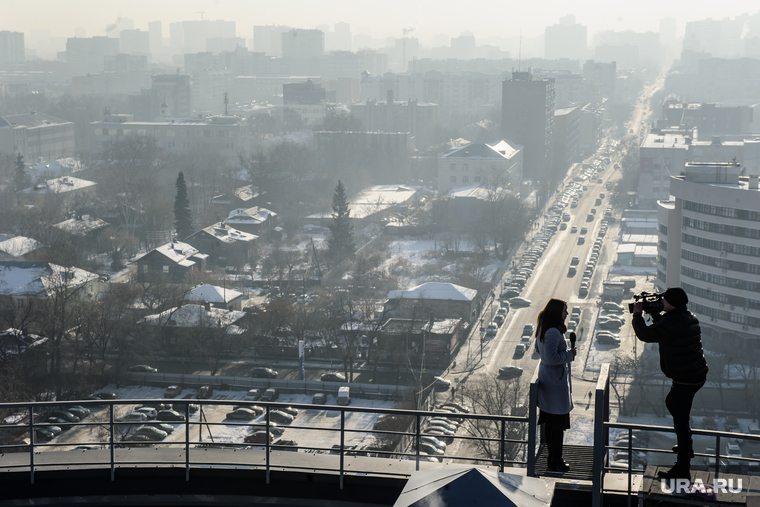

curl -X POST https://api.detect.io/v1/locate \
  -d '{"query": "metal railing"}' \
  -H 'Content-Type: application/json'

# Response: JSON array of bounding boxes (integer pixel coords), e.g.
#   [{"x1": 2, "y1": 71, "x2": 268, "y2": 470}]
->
[
  {"x1": 591, "y1": 362, "x2": 760, "y2": 507},
  {"x1": 0, "y1": 392, "x2": 538, "y2": 487}
]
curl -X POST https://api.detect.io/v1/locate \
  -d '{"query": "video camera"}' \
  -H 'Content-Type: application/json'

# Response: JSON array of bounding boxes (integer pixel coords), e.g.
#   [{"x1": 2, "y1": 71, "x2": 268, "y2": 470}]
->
[{"x1": 628, "y1": 291, "x2": 664, "y2": 314}]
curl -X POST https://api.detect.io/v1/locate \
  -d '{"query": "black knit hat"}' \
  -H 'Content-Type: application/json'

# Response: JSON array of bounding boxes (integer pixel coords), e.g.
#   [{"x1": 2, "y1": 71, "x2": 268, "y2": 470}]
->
[{"x1": 662, "y1": 287, "x2": 688, "y2": 308}]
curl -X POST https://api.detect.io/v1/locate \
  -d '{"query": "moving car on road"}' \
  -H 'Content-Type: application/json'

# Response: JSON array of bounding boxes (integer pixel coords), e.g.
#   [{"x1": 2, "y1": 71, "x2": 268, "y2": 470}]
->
[
  {"x1": 498, "y1": 366, "x2": 523, "y2": 378},
  {"x1": 509, "y1": 297, "x2": 531, "y2": 308}
]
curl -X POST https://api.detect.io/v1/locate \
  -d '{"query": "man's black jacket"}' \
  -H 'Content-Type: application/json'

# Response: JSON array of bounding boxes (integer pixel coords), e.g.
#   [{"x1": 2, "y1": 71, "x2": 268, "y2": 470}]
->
[{"x1": 632, "y1": 306, "x2": 709, "y2": 383}]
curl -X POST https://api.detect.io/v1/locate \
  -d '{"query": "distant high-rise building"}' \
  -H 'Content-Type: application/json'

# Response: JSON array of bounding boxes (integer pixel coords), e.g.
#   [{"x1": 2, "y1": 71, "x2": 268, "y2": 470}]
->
[
  {"x1": 151, "y1": 74, "x2": 193, "y2": 118},
  {"x1": 333, "y1": 22, "x2": 352, "y2": 52},
  {"x1": 66, "y1": 36, "x2": 119, "y2": 75},
  {"x1": 0, "y1": 31, "x2": 25, "y2": 64},
  {"x1": 148, "y1": 21, "x2": 163, "y2": 54},
  {"x1": 450, "y1": 34, "x2": 476, "y2": 60},
  {"x1": 182, "y1": 20, "x2": 236, "y2": 54},
  {"x1": 583, "y1": 60, "x2": 616, "y2": 101},
  {"x1": 502, "y1": 72, "x2": 556, "y2": 184},
  {"x1": 544, "y1": 15, "x2": 587, "y2": 60},
  {"x1": 282, "y1": 29, "x2": 324, "y2": 59},
  {"x1": 253, "y1": 25, "x2": 292, "y2": 57},
  {"x1": 120, "y1": 29, "x2": 150, "y2": 55}
]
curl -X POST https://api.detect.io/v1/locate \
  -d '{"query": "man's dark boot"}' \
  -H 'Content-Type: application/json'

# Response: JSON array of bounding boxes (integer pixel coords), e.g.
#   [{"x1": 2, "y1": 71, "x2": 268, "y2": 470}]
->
[
  {"x1": 549, "y1": 430, "x2": 570, "y2": 472},
  {"x1": 657, "y1": 462, "x2": 691, "y2": 480}
]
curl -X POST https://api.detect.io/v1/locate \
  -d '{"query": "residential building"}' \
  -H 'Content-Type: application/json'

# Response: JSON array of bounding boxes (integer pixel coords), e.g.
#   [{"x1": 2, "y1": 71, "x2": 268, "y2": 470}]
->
[
  {"x1": 222, "y1": 207, "x2": 278, "y2": 237},
  {"x1": 578, "y1": 103, "x2": 604, "y2": 156},
  {"x1": 437, "y1": 140, "x2": 523, "y2": 194},
  {"x1": 18, "y1": 176, "x2": 97, "y2": 212},
  {"x1": 661, "y1": 100, "x2": 754, "y2": 135},
  {"x1": 185, "y1": 285, "x2": 245, "y2": 311},
  {"x1": 0, "y1": 112, "x2": 75, "y2": 162},
  {"x1": 89, "y1": 113, "x2": 248, "y2": 163},
  {"x1": 544, "y1": 15, "x2": 588, "y2": 61},
  {"x1": 183, "y1": 222, "x2": 258, "y2": 268},
  {"x1": 66, "y1": 36, "x2": 119, "y2": 75},
  {"x1": 553, "y1": 106, "x2": 581, "y2": 178},
  {"x1": 150, "y1": 74, "x2": 193, "y2": 119},
  {"x1": 0, "y1": 237, "x2": 44, "y2": 261},
  {"x1": 181, "y1": 20, "x2": 236, "y2": 54},
  {"x1": 282, "y1": 29, "x2": 324, "y2": 59},
  {"x1": 232, "y1": 75, "x2": 320, "y2": 105},
  {"x1": 658, "y1": 162, "x2": 760, "y2": 350},
  {"x1": 0, "y1": 261, "x2": 99, "y2": 313},
  {"x1": 139, "y1": 304, "x2": 245, "y2": 345},
  {"x1": 377, "y1": 318, "x2": 462, "y2": 366},
  {"x1": 52, "y1": 216, "x2": 109, "y2": 252},
  {"x1": 192, "y1": 69, "x2": 234, "y2": 115},
  {"x1": 350, "y1": 91, "x2": 439, "y2": 144},
  {"x1": 502, "y1": 72, "x2": 555, "y2": 184},
  {"x1": 0, "y1": 31, "x2": 25, "y2": 64},
  {"x1": 638, "y1": 130, "x2": 690, "y2": 208},
  {"x1": 583, "y1": 60, "x2": 616, "y2": 102},
  {"x1": 119, "y1": 29, "x2": 150, "y2": 56},
  {"x1": 385, "y1": 282, "x2": 478, "y2": 323},
  {"x1": 136, "y1": 241, "x2": 207, "y2": 282},
  {"x1": 253, "y1": 25, "x2": 293, "y2": 57},
  {"x1": 283, "y1": 79, "x2": 327, "y2": 126}
]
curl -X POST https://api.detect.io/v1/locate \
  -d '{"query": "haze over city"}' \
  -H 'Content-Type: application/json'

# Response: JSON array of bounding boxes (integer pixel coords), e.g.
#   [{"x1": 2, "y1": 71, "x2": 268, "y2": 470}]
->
[{"x1": 3, "y1": 1, "x2": 760, "y2": 505}]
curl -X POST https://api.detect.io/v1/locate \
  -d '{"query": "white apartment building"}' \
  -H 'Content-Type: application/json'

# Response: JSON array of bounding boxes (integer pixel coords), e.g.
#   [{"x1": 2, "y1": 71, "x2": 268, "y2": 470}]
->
[
  {"x1": 658, "y1": 162, "x2": 760, "y2": 350},
  {"x1": 437, "y1": 140, "x2": 523, "y2": 194}
]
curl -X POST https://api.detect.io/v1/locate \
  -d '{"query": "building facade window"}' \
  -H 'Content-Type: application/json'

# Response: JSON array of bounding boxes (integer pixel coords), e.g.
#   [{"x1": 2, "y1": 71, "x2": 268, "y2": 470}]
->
[
  {"x1": 450, "y1": 176, "x2": 456, "y2": 183},
  {"x1": 450, "y1": 164, "x2": 456, "y2": 171}
]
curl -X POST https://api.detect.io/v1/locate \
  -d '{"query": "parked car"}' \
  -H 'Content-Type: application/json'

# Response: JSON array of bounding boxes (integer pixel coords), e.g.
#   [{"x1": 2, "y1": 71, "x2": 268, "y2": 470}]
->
[
  {"x1": 163, "y1": 386, "x2": 182, "y2": 398},
  {"x1": 260, "y1": 388, "x2": 279, "y2": 402},
  {"x1": 500, "y1": 288, "x2": 520, "y2": 299},
  {"x1": 312, "y1": 393, "x2": 327, "y2": 405},
  {"x1": 273, "y1": 439, "x2": 299, "y2": 451},
  {"x1": 485, "y1": 323, "x2": 498, "y2": 336},
  {"x1": 251, "y1": 422, "x2": 285, "y2": 435},
  {"x1": 602, "y1": 302, "x2": 625, "y2": 314},
  {"x1": 197, "y1": 386, "x2": 214, "y2": 399},
  {"x1": 438, "y1": 402, "x2": 469, "y2": 413},
  {"x1": 494, "y1": 314, "x2": 505, "y2": 326},
  {"x1": 498, "y1": 365, "x2": 523, "y2": 378},
  {"x1": 226, "y1": 408, "x2": 257, "y2": 420},
  {"x1": 245, "y1": 431, "x2": 275, "y2": 444},
  {"x1": 320, "y1": 372, "x2": 346, "y2": 383},
  {"x1": 129, "y1": 365, "x2": 158, "y2": 373},
  {"x1": 422, "y1": 426, "x2": 455, "y2": 438},
  {"x1": 251, "y1": 367, "x2": 278, "y2": 379},
  {"x1": 95, "y1": 392, "x2": 117, "y2": 400},
  {"x1": 133, "y1": 426, "x2": 168, "y2": 440},
  {"x1": 134, "y1": 407, "x2": 157, "y2": 420},
  {"x1": 35, "y1": 428, "x2": 56, "y2": 441},
  {"x1": 416, "y1": 442, "x2": 445, "y2": 456},
  {"x1": 269, "y1": 410, "x2": 294, "y2": 424},
  {"x1": 420, "y1": 436, "x2": 447, "y2": 451},
  {"x1": 170, "y1": 402, "x2": 199, "y2": 414},
  {"x1": 156, "y1": 410, "x2": 185, "y2": 422},
  {"x1": 703, "y1": 416, "x2": 718, "y2": 430},
  {"x1": 726, "y1": 417, "x2": 740, "y2": 432},
  {"x1": 243, "y1": 389, "x2": 261, "y2": 402},
  {"x1": 117, "y1": 412, "x2": 148, "y2": 423},
  {"x1": 147, "y1": 422, "x2": 175, "y2": 433},
  {"x1": 514, "y1": 343, "x2": 526, "y2": 356},
  {"x1": 597, "y1": 317, "x2": 624, "y2": 330},
  {"x1": 278, "y1": 406, "x2": 299, "y2": 417},
  {"x1": 49, "y1": 410, "x2": 80, "y2": 423},
  {"x1": 65, "y1": 406, "x2": 91, "y2": 419}
]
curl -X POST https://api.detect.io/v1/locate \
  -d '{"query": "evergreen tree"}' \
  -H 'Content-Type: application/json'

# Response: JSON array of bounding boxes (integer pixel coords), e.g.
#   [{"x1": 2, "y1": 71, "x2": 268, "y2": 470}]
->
[
  {"x1": 14, "y1": 153, "x2": 27, "y2": 192},
  {"x1": 328, "y1": 180, "x2": 355, "y2": 265},
  {"x1": 174, "y1": 171, "x2": 193, "y2": 240}
]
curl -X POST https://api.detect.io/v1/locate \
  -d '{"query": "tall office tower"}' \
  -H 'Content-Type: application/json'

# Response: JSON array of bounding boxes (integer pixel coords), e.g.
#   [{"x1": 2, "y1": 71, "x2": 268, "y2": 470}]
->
[
  {"x1": 544, "y1": 15, "x2": 588, "y2": 60},
  {"x1": 120, "y1": 29, "x2": 150, "y2": 55},
  {"x1": 502, "y1": 71, "x2": 556, "y2": 184},
  {"x1": 182, "y1": 20, "x2": 236, "y2": 53},
  {"x1": 657, "y1": 162, "x2": 760, "y2": 351},
  {"x1": 148, "y1": 21, "x2": 163, "y2": 54},
  {"x1": 66, "y1": 36, "x2": 119, "y2": 74},
  {"x1": 253, "y1": 25, "x2": 292, "y2": 57},
  {"x1": 0, "y1": 31, "x2": 25, "y2": 64},
  {"x1": 450, "y1": 34, "x2": 476, "y2": 60},
  {"x1": 333, "y1": 22, "x2": 352, "y2": 52},
  {"x1": 282, "y1": 29, "x2": 324, "y2": 59}
]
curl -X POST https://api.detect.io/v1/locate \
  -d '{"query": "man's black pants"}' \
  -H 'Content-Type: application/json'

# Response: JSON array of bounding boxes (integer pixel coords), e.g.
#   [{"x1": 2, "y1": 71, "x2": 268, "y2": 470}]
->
[{"x1": 665, "y1": 380, "x2": 705, "y2": 466}]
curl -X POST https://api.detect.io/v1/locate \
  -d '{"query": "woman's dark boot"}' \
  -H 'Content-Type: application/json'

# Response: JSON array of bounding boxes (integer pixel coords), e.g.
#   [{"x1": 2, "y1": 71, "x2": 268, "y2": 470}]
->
[{"x1": 550, "y1": 430, "x2": 570, "y2": 471}]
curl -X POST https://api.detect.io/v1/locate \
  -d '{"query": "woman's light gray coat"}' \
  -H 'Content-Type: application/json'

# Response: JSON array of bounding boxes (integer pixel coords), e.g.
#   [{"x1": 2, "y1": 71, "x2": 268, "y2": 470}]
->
[{"x1": 535, "y1": 327, "x2": 574, "y2": 415}]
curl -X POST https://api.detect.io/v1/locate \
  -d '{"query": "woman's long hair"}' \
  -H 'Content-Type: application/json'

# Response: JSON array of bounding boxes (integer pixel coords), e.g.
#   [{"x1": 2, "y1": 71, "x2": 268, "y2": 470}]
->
[{"x1": 536, "y1": 298, "x2": 567, "y2": 342}]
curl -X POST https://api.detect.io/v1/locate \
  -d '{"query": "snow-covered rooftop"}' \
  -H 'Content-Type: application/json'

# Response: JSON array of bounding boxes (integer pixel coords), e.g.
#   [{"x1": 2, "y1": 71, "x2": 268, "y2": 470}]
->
[
  {"x1": 20, "y1": 176, "x2": 96, "y2": 195},
  {"x1": 53, "y1": 216, "x2": 108, "y2": 236},
  {"x1": 308, "y1": 185, "x2": 417, "y2": 220},
  {"x1": 140, "y1": 304, "x2": 246, "y2": 328},
  {"x1": 0, "y1": 236, "x2": 43, "y2": 257},
  {"x1": 439, "y1": 140, "x2": 521, "y2": 160},
  {"x1": 186, "y1": 285, "x2": 243, "y2": 304},
  {"x1": 224, "y1": 207, "x2": 276, "y2": 226},
  {"x1": 151, "y1": 241, "x2": 199, "y2": 263},
  {"x1": 197, "y1": 223, "x2": 258, "y2": 244},
  {"x1": 387, "y1": 282, "x2": 477, "y2": 302},
  {"x1": 0, "y1": 262, "x2": 97, "y2": 297}
]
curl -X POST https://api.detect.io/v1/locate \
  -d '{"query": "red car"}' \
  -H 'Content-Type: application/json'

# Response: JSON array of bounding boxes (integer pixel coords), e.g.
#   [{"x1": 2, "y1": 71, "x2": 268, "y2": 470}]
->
[
  {"x1": 245, "y1": 431, "x2": 274, "y2": 444},
  {"x1": 703, "y1": 416, "x2": 717, "y2": 430}
]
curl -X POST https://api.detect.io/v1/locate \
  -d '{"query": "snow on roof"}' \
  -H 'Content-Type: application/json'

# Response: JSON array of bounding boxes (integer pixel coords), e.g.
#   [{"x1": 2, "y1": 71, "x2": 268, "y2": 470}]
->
[
  {"x1": 140, "y1": 304, "x2": 246, "y2": 328},
  {"x1": 233, "y1": 185, "x2": 260, "y2": 202},
  {"x1": 448, "y1": 185, "x2": 515, "y2": 199},
  {"x1": 440, "y1": 140, "x2": 521, "y2": 160},
  {"x1": 0, "y1": 261, "x2": 97, "y2": 297},
  {"x1": 152, "y1": 241, "x2": 199, "y2": 263},
  {"x1": 0, "y1": 236, "x2": 43, "y2": 257},
  {"x1": 33, "y1": 157, "x2": 82, "y2": 174},
  {"x1": 387, "y1": 282, "x2": 477, "y2": 302},
  {"x1": 53, "y1": 216, "x2": 108, "y2": 236},
  {"x1": 186, "y1": 285, "x2": 243, "y2": 304},
  {"x1": 197, "y1": 223, "x2": 258, "y2": 244},
  {"x1": 20, "y1": 176, "x2": 96, "y2": 195},
  {"x1": 0, "y1": 328, "x2": 48, "y2": 356},
  {"x1": 225, "y1": 206, "x2": 277, "y2": 226},
  {"x1": 308, "y1": 185, "x2": 417, "y2": 220},
  {"x1": 423, "y1": 318, "x2": 462, "y2": 334}
]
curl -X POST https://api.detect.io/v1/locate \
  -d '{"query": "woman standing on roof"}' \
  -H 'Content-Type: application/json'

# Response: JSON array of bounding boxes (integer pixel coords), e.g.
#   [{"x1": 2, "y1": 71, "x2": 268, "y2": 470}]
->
[{"x1": 535, "y1": 298, "x2": 576, "y2": 472}]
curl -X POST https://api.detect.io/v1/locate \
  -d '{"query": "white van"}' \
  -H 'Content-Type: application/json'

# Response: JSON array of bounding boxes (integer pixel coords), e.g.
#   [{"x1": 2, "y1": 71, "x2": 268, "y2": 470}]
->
[{"x1": 337, "y1": 386, "x2": 350, "y2": 406}]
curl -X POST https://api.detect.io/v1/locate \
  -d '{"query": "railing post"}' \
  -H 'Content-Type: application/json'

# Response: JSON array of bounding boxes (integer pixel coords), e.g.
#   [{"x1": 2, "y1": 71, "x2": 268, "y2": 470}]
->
[
  {"x1": 592, "y1": 363, "x2": 610, "y2": 507},
  {"x1": 340, "y1": 410, "x2": 345, "y2": 490},
  {"x1": 265, "y1": 405, "x2": 271, "y2": 484},
  {"x1": 185, "y1": 402, "x2": 191, "y2": 481},
  {"x1": 715, "y1": 435, "x2": 720, "y2": 479},
  {"x1": 499, "y1": 419, "x2": 506, "y2": 472},
  {"x1": 28, "y1": 405, "x2": 34, "y2": 484},
  {"x1": 527, "y1": 365, "x2": 539, "y2": 476},
  {"x1": 109, "y1": 402, "x2": 115, "y2": 482},
  {"x1": 415, "y1": 414, "x2": 421, "y2": 471},
  {"x1": 627, "y1": 428, "x2": 633, "y2": 507}
]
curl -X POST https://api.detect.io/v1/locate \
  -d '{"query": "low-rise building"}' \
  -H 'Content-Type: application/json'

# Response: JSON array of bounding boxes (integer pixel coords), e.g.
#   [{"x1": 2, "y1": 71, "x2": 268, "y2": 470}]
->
[
  {"x1": 18, "y1": 176, "x2": 97, "y2": 212},
  {"x1": 222, "y1": 206, "x2": 277, "y2": 237},
  {"x1": 185, "y1": 285, "x2": 245, "y2": 311},
  {"x1": 437, "y1": 140, "x2": 523, "y2": 194},
  {"x1": 0, "y1": 112, "x2": 75, "y2": 163},
  {"x1": 385, "y1": 282, "x2": 477, "y2": 323},
  {"x1": 183, "y1": 223, "x2": 258, "y2": 269},
  {"x1": 136, "y1": 241, "x2": 207, "y2": 282}
]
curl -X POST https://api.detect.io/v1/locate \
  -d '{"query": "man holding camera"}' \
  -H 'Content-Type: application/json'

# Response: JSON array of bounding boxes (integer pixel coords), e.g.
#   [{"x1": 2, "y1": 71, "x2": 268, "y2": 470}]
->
[{"x1": 631, "y1": 287, "x2": 709, "y2": 480}]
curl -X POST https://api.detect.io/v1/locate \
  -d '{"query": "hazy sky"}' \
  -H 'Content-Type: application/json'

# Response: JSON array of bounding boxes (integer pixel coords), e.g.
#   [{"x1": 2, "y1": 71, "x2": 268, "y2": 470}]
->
[{"x1": 4, "y1": 0, "x2": 760, "y2": 42}]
